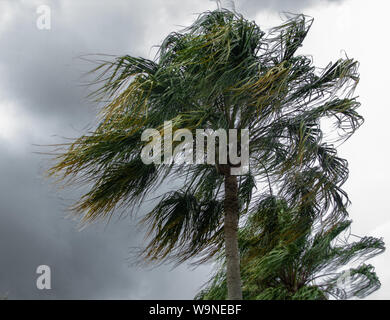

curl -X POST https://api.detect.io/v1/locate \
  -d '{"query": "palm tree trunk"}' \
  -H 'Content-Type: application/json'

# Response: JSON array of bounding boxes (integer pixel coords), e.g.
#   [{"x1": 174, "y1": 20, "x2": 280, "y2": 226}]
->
[{"x1": 224, "y1": 174, "x2": 243, "y2": 300}]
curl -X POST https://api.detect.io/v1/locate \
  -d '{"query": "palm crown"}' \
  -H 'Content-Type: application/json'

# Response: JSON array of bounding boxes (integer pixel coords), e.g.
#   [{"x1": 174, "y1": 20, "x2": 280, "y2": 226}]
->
[{"x1": 49, "y1": 10, "x2": 365, "y2": 299}]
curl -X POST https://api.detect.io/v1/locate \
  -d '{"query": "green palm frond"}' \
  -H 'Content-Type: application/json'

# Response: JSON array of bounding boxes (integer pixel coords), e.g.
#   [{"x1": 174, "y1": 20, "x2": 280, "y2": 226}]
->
[
  {"x1": 196, "y1": 198, "x2": 385, "y2": 300},
  {"x1": 48, "y1": 9, "x2": 366, "y2": 269}
]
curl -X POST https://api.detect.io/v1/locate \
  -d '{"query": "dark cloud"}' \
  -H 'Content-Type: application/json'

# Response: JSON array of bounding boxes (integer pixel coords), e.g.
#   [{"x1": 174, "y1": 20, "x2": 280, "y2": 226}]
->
[
  {"x1": 0, "y1": 140, "x2": 211, "y2": 299},
  {"x1": 0, "y1": 0, "x2": 213, "y2": 299},
  {"x1": 0, "y1": 1, "x2": 158, "y2": 123}
]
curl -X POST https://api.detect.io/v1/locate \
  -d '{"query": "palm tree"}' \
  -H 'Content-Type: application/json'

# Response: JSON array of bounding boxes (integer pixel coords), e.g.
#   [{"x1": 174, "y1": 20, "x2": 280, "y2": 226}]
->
[
  {"x1": 48, "y1": 10, "x2": 363, "y2": 299},
  {"x1": 195, "y1": 195, "x2": 385, "y2": 300}
]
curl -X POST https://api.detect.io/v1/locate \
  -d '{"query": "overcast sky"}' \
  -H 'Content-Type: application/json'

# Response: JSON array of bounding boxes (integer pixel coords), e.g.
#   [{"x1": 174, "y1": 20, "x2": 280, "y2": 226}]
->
[{"x1": 0, "y1": 0, "x2": 389, "y2": 299}]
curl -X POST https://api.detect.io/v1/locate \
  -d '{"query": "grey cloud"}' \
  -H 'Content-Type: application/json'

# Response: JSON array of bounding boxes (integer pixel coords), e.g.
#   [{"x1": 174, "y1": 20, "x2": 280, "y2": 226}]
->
[
  {"x1": 0, "y1": 141, "x2": 210, "y2": 299},
  {"x1": 0, "y1": 1, "x2": 153, "y2": 122},
  {"x1": 0, "y1": 0, "x2": 214, "y2": 299}
]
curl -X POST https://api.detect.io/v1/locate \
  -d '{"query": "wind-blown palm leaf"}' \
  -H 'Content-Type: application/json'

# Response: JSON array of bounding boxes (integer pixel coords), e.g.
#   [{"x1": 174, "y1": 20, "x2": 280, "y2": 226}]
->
[
  {"x1": 47, "y1": 9, "x2": 366, "y2": 299},
  {"x1": 195, "y1": 198, "x2": 384, "y2": 300}
]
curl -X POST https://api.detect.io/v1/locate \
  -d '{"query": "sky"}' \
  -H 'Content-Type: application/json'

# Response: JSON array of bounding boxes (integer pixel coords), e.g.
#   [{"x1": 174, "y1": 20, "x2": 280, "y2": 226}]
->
[{"x1": 0, "y1": 0, "x2": 389, "y2": 299}]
